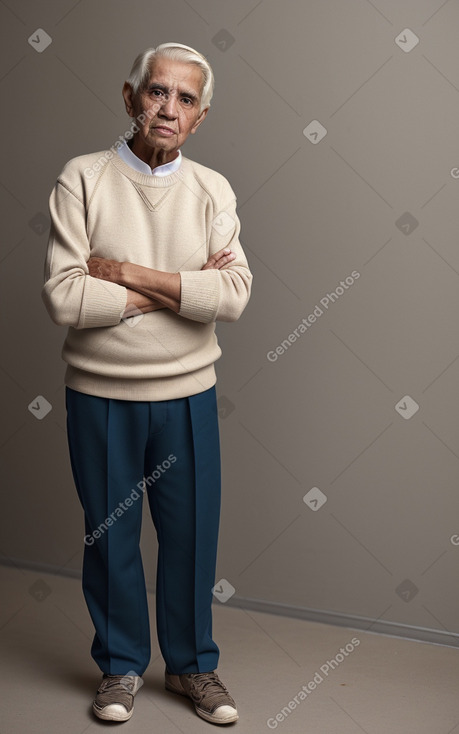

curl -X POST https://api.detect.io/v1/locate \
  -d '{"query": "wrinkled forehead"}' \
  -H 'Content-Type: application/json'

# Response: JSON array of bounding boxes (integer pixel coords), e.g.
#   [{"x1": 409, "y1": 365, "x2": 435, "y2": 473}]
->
[{"x1": 145, "y1": 57, "x2": 204, "y2": 97}]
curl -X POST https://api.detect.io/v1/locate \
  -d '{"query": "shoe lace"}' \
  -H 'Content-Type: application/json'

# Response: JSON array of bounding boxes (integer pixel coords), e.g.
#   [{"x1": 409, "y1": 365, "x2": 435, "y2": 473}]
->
[
  {"x1": 99, "y1": 675, "x2": 135, "y2": 695},
  {"x1": 186, "y1": 672, "x2": 233, "y2": 707}
]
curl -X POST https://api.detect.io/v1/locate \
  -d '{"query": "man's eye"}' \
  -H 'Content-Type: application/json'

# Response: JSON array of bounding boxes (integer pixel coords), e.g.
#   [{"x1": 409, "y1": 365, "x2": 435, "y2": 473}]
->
[
  {"x1": 182, "y1": 98, "x2": 192, "y2": 105},
  {"x1": 151, "y1": 89, "x2": 163, "y2": 97}
]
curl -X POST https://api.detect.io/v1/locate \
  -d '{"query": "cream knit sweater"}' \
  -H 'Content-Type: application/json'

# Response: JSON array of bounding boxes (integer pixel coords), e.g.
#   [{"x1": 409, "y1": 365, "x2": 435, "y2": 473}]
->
[{"x1": 42, "y1": 149, "x2": 253, "y2": 400}]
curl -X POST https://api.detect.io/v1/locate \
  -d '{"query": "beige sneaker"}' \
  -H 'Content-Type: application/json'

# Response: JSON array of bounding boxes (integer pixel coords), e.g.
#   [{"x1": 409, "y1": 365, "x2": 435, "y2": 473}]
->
[
  {"x1": 165, "y1": 669, "x2": 239, "y2": 724},
  {"x1": 92, "y1": 674, "x2": 142, "y2": 721}
]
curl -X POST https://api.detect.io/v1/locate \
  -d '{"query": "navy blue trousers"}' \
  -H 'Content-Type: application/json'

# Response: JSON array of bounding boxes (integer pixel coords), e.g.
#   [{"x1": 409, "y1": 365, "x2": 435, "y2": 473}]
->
[{"x1": 65, "y1": 385, "x2": 221, "y2": 677}]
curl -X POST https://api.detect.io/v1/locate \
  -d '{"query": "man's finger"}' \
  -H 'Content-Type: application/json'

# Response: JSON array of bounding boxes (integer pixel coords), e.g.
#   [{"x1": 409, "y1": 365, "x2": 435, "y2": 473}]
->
[{"x1": 202, "y1": 249, "x2": 235, "y2": 270}]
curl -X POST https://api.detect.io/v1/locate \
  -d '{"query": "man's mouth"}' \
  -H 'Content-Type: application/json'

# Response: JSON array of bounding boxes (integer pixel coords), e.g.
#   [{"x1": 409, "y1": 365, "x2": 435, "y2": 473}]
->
[{"x1": 153, "y1": 126, "x2": 176, "y2": 136}]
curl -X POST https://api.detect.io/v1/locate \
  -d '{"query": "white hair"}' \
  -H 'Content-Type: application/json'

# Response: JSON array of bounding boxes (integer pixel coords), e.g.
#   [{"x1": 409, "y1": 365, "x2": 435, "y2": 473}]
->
[{"x1": 126, "y1": 42, "x2": 214, "y2": 113}]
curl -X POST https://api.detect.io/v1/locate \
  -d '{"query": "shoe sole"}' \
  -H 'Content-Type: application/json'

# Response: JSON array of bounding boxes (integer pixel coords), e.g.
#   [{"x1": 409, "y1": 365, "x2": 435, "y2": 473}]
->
[
  {"x1": 165, "y1": 680, "x2": 239, "y2": 724},
  {"x1": 92, "y1": 703, "x2": 133, "y2": 722}
]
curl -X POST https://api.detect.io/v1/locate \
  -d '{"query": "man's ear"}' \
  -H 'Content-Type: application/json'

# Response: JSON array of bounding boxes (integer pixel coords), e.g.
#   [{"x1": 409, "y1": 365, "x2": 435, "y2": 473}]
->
[
  {"x1": 122, "y1": 82, "x2": 135, "y2": 117},
  {"x1": 191, "y1": 106, "x2": 209, "y2": 134}
]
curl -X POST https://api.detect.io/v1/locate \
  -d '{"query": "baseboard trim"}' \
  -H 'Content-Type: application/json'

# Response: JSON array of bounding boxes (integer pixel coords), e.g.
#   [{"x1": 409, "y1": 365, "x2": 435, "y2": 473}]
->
[
  {"x1": 222, "y1": 594, "x2": 459, "y2": 648},
  {"x1": 3, "y1": 556, "x2": 458, "y2": 649}
]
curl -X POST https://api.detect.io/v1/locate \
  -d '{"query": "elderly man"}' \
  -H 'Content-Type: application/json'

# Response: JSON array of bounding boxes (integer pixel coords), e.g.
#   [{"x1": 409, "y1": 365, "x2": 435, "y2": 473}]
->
[{"x1": 42, "y1": 42, "x2": 252, "y2": 726}]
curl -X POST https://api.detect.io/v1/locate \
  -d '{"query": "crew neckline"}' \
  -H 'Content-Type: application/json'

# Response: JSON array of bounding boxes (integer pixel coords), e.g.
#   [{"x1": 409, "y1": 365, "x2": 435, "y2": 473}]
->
[
  {"x1": 110, "y1": 148, "x2": 187, "y2": 188},
  {"x1": 121, "y1": 138, "x2": 183, "y2": 176}
]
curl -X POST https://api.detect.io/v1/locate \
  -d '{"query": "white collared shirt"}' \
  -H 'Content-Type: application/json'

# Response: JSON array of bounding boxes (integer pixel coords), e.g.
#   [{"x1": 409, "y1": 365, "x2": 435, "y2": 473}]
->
[{"x1": 117, "y1": 138, "x2": 182, "y2": 176}]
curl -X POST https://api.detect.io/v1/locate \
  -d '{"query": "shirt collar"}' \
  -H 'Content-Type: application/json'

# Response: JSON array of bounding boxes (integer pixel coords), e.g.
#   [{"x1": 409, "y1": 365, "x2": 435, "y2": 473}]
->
[{"x1": 117, "y1": 138, "x2": 182, "y2": 177}]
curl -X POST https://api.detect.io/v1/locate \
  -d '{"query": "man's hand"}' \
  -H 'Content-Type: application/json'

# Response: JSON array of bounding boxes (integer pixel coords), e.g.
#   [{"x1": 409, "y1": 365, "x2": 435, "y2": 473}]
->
[
  {"x1": 87, "y1": 247, "x2": 236, "y2": 318},
  {"x1": 201, "y1": 248, "x2": 236, "y2": 270}
]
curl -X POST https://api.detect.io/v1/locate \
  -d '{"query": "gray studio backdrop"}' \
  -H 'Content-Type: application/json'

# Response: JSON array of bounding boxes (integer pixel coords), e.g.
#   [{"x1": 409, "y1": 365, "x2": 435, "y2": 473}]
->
[{"x1": 2, "y1": 0, "x2": 459, "y2": 647}]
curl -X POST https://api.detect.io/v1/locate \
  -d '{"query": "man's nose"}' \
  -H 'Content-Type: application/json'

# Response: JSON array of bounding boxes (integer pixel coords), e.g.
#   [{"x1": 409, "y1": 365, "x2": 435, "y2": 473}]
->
[{"x1": 159, "y1": 92, "x2": 178, "y2": 118}]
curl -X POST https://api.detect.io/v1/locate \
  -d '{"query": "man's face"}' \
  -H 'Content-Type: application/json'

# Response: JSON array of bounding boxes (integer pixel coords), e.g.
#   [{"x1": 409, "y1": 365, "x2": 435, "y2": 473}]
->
[{"x1": 123, "y1": 57, "x2": 208, "y2": 156}]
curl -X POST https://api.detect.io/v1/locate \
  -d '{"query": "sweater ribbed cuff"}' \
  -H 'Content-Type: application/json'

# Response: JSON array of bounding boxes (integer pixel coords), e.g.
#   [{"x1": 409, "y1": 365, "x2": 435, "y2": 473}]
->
[
  {"x1": 80, "y1": 277, "x2": 127, "y2": 329},
  {"x1": 179, "y1": 269, "x2": 220, "y2": 323}
]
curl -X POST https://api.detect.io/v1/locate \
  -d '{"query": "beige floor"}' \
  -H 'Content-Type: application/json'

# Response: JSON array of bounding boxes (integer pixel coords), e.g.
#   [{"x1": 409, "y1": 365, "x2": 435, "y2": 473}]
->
[{"x1": 2, "y1": 564, "x2": 459, "y2": 733}]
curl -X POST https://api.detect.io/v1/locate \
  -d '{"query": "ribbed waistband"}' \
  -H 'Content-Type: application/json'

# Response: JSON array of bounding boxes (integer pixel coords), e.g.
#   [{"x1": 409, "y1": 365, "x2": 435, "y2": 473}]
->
[{"x1": 64, "y1": 363, "x2": 217, "y2": 401}]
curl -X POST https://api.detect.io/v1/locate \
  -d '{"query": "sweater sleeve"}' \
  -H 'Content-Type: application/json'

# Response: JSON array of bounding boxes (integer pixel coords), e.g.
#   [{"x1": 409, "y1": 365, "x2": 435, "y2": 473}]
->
[
  {"x1": 178, "y1": 189, "x2": 253, "y2": 324},
  {"x1": 42, "y1": 179, "x2": 127, "y2": 329}
]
